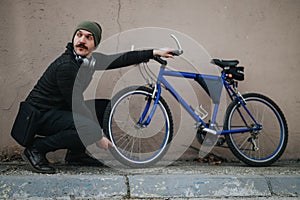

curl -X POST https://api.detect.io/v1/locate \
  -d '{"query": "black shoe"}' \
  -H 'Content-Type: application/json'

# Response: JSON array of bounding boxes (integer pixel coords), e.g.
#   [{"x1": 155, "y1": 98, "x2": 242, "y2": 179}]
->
[
  {"x1": 65, "y1": 150, "x2": 106, "y2": 167},
  {"x1": 22, "y1": 146, "x2": 55, "y2": 174}
]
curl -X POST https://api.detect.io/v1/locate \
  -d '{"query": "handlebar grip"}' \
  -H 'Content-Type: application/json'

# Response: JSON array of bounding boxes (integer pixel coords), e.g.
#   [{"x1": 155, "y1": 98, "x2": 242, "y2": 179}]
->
[{"x1": 170, "y1": 50, "x2": 183, "y2": 56}]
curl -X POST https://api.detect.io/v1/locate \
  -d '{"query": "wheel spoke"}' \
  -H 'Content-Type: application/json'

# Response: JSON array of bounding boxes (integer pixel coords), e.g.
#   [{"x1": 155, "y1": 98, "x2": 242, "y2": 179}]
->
[
  {"x1": 225, "y1": 93, "x2": 288, "y2": 166},
  {"x1": 105, "y1": 86, "x2": 173, "y2": 167}
]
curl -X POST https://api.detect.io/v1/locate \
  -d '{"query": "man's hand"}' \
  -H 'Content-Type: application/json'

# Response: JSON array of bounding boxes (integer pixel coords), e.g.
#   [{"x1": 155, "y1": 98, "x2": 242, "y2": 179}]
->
[
  {"x1": 153, "y1": 48, "x2": 175, "y2": 58},
  {"x1": 96, "y1": 137, "x2": 114, "y2": 150}
]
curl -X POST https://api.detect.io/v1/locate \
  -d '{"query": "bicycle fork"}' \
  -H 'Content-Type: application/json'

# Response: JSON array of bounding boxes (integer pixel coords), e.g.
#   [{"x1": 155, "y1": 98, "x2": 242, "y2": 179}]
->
[{"x1": 137, "y1": 84, "x2": 161, "y2": 127}]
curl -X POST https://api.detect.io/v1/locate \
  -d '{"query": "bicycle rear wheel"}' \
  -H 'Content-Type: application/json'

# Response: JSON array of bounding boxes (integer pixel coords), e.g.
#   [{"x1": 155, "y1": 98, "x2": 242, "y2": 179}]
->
[
  {"x1": 103, "y1": 86, "x2": 173, "y2": 168},
  {"x1": 224, "y1": 93, "x2": 288, "y2": 166}
]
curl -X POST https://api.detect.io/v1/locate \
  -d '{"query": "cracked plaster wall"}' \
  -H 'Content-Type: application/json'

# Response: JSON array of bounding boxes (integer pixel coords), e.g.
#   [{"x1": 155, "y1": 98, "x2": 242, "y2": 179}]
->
[{"x1": 0, "y1": 0, "x2": 299, "y2": 160}]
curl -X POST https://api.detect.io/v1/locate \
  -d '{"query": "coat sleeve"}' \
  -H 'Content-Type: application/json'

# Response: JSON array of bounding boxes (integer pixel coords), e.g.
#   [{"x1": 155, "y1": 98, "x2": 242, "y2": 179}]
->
[{"x1": 92, "y1": 49, "x2": 154, "y2": 70}]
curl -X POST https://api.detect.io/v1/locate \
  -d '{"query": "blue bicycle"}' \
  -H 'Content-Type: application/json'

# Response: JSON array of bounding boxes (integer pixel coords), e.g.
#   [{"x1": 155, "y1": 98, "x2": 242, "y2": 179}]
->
[{"x1": 103, "y1": 35, "x2": 288, "y2": 168}]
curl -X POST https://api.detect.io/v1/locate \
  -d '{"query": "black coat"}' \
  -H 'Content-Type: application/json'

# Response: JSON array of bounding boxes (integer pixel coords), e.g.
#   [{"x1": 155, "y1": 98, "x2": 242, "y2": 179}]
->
[{"x1": 26, "y1": 43, "x2": 153, "y2": 119}]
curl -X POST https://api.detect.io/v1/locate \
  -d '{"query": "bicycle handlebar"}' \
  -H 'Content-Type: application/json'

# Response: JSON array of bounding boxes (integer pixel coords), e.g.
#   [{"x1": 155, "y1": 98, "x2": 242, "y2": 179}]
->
[
  {"x1": 153, "y1": 34, "x2": 183, "y2": 65},
  {"x1": 170, "y1": 34, "x2": 183, "y2": 56},
  {"x1": 169, "y1": 49, "x2": 183, "y2": 56}
]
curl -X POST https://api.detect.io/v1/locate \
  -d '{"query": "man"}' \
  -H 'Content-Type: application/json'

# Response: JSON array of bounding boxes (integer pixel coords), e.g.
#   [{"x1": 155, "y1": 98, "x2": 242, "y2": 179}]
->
[{"x1": 21, "y1": 21, "x2": 174, "y2": 174}]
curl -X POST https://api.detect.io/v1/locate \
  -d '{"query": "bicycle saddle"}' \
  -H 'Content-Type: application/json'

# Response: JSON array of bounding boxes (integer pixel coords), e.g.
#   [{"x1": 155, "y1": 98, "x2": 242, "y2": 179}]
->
[{"x1": 211, "y1": 59, "x2": 239, "y2": 68}]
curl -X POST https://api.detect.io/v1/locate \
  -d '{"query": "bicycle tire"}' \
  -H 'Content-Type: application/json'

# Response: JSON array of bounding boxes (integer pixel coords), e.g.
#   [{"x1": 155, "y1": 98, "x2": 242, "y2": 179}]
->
[
  {"x1": 224, "y1": 93, "x2": 288, "y2": 166},
  {"x1": 103, "y1": 86, "x2": 173, "y2": 168}
]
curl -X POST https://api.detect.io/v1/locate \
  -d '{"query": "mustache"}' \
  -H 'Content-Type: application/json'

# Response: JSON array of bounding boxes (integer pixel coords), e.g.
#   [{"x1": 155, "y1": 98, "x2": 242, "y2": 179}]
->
[{"x1": 75, "y1": 43, "x2": 88, "y2": 50}]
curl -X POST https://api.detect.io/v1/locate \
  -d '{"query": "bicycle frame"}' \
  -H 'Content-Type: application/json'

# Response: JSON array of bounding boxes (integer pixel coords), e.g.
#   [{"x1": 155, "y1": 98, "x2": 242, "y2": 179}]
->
[{"x1": 138, "y1": 64, "x2": 262, "y2": 135}]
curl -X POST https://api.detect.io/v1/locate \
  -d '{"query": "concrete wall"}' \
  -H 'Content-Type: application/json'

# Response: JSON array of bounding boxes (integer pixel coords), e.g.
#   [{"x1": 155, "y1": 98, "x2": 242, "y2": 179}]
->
[{"x1": 0, "y1": 0, "x2": 299, "y2": 160}]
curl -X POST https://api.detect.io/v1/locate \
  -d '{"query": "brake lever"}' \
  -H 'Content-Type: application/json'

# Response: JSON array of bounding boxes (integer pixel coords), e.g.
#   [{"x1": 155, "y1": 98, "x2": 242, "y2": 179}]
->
[{"x1": 153, "y1": 55, "x2": 167, "y2": 65}]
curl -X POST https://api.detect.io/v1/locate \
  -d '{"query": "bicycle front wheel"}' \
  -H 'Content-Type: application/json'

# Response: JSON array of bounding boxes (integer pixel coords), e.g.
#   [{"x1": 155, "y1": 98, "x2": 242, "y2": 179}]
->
[
  {"x1": 224, "y1": 93, "x2": 288, "y2": 166},
  {"x1": 103, "y1": 86, "x2": 173, "y2": 168}
]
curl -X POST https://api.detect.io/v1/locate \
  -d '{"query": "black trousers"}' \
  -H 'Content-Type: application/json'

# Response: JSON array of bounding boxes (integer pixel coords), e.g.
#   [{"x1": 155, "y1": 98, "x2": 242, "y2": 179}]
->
[{"x1": 34, "y1": 99, "x2": 110, "y2": 154}]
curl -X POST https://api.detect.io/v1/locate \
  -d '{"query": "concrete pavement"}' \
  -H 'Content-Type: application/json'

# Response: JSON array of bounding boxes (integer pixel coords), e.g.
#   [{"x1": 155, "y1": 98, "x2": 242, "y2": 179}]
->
[{"x1": 0, "y1": 160, "x2": 299, "y2": 199}]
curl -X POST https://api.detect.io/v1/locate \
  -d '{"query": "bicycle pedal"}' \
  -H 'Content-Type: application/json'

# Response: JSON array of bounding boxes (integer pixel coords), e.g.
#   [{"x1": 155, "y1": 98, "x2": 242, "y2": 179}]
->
[{"x1": 216, "y1": 137, "x2": 225, "y2": 146}]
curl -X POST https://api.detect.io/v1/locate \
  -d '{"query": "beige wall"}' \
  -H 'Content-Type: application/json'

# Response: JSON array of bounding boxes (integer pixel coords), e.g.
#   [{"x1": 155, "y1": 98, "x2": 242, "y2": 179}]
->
[{"x1": 0, "y1": 0, "x2": 299, "y2": 160}]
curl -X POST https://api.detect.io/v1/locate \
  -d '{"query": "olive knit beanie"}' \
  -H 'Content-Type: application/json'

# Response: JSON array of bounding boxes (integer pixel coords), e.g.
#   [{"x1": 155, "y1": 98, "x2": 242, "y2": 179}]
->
[{"x1": 73, "y1": 21, "x2": 102, "y2": 47}]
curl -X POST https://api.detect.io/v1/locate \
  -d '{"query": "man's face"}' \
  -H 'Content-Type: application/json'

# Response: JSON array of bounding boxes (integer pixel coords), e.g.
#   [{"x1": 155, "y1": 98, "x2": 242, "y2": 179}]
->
[{"x1": 73, "y1": 29, "x2": 95, "y2": 58}]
